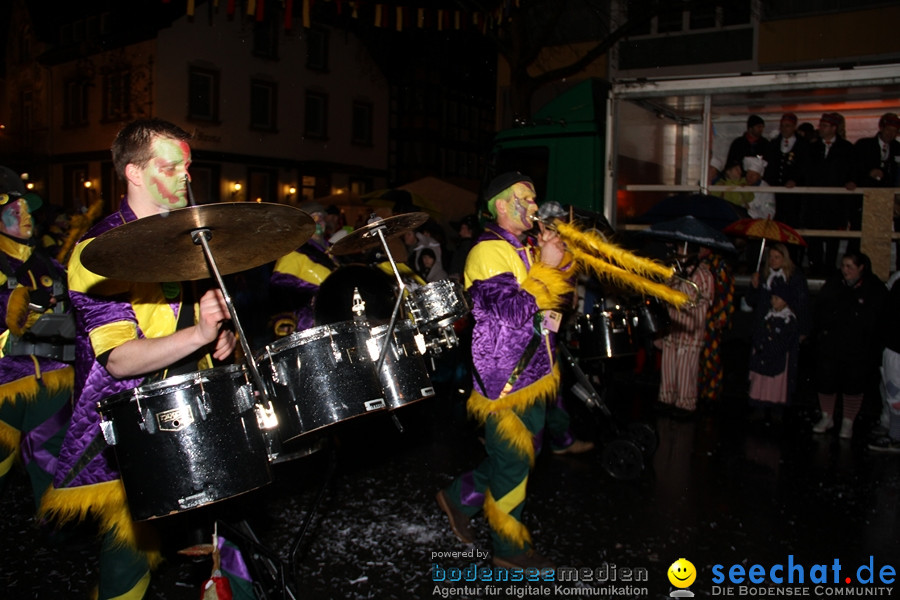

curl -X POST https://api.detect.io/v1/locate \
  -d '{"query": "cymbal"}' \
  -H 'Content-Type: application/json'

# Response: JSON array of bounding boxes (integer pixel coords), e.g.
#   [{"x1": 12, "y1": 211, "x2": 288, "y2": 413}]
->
[
  {"x1": 80, "y1": 203, "x2": 315, "y2": 282},
  {"x1": 330, "y1": 212, "x2": 429, "y2": 256}
]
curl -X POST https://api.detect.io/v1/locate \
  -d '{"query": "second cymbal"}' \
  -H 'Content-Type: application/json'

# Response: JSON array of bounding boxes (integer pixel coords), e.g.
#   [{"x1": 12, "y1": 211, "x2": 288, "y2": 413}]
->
[{"x1": 330, "y1": 212, "x2": 429, "y2": 256}]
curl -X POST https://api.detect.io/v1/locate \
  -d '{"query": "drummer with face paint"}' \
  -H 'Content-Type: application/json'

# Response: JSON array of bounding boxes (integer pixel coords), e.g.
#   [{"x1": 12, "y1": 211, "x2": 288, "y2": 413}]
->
[
  {"x1": 435, "y1": 171, "x2": 574, "y2": 569},
  {"x1": 41, "y1": 119, "x2": 236, "y2": 600}
]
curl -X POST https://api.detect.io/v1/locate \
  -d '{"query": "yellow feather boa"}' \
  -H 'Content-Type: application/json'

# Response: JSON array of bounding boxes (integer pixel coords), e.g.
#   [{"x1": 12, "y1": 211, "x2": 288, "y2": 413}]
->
[{"x1": 40, "y1": 480, "x2": 162, "y2": 568}]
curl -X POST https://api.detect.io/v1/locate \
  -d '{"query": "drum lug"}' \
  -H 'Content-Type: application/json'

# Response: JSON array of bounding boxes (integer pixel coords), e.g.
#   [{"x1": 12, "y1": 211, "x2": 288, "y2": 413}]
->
[
  {"x1": 100, "y1": 419, "x2": 118, "y2": 446},
  {"x1": 137, "y1": 399, "x2": 157, "y2": 434},
  {"x1": 413, "y1": 333, "x2": 427, "y2": 356},
  {"x1": 255, "y1": 400, "x2": 279, "y2": 431},
  {"x1": 265, "y1": 347, "x2": 282, "y2": 385},
  {"x1": 196, "y1": 385, "x2": 210, "y2": 421},
  {"x1": 235, "y1": 382, "x2": 255, "y2": 413}
]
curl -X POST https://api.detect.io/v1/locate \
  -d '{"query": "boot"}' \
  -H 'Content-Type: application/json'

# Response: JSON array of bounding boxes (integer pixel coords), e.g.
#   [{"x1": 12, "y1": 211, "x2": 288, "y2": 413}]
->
[
  {"x1": 812, "y1": 412, "x2": 833, "y2": 434},
  {"x1": 839, "y1": 418, "x2": 854, "y2": 440}
]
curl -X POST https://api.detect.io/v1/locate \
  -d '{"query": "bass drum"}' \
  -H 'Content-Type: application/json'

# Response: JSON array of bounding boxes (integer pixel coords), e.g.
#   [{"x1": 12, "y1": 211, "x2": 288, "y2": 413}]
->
[
  {"x1": 368, "y1": 320, "x2": 435, "y2": 410},
  {"x1": 97, "y1": 364, "x2": 272, "y2": 521},
  {"x1": 255, "y1": 320, "x2": 387, "y2": 443}
]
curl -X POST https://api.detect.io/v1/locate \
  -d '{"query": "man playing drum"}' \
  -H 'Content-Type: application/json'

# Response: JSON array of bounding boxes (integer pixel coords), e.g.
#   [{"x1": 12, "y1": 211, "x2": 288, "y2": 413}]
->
[
  {"x1": 41, "y1": 119, "x2": 236, "y2": 600},
  {"x1": 435, "y1": 172, "x2": 573, "y2": 569}
]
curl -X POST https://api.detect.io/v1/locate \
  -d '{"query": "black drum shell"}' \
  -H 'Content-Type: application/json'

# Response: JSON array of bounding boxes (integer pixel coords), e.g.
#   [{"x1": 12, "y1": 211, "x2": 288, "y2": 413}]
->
[
  {"x1": 634, "y1": 296, "x2": 671, "y2": 338},
  {"x1": 573, "y1": 309, "x2": 637, "y2": 359},
  {"x1": 369, "y1": 321, "x2": 435, "y2": 410},
  {"x1": 255, "y1": 320, "x2": 387, "y2": 443},
  {"x1": 97, "y1": 365, "x2": 272, "y2": 521}
]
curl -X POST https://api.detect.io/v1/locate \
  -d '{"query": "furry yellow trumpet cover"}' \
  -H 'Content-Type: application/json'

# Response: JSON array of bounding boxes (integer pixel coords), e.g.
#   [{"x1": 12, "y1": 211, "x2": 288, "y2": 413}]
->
[
  {"x1": 555, "y1": 221, "x2": 674, "y2": 281},
  {"x1": 568, "y1": 245, "x2": 690, "y2": 308}
]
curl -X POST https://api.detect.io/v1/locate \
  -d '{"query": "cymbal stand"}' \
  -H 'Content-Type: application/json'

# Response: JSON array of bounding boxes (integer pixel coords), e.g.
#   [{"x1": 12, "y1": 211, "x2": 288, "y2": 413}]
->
[
  {"x1": 363, "y1": 214, "x2": 412, "y2": 432},
  {"x1": 184, "y1": 177, "x2": 270, "y2": 404}
]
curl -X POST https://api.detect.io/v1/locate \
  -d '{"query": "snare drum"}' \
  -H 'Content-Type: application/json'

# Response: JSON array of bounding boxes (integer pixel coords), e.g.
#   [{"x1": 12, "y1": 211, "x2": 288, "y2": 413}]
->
[
  {"x1": 407, "y1": 280, "x2": 469, "y2": 330},
  {"x1": 255, "y1": 320, "x2": 387, "y2": 443},
  {"x1": 97, "y1": 364, "x2": 272, "y2": 521},
  {"x1": 368, "y1": 321, "x2": 435, "y2": 410}
]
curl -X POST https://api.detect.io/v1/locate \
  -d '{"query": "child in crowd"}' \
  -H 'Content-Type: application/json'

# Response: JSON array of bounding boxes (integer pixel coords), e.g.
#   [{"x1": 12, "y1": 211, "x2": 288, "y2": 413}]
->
[{"x1": 748, "y1": 278, "x2": 800, "y2": 420}]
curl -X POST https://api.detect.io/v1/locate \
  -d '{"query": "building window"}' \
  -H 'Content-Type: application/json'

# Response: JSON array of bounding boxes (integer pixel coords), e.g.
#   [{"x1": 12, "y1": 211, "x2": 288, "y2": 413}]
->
[
  {"x1": 20, "y1": 89, "x2": 34, "y2": 132},
  {"x1": 188, "y1": 67, "x2": 220, "y2": 122},
  {"x1": 351, "y1": 100, "x2": 373, "y2": 146},
  {"x1": 304, "y1": 91, "x2": 328, "y2": 139},
  {"x1": 102, "y1": 69, "x2": 131, "y2": 122},
  {"x1": 251, "y1": 80, "x2": 277, "y2": 131},
  {"x1": 64, "y1": 79, "x2": 89, "y2": 127},
  {"x1": 306, "y1": 28, "x2": 329, "y2": 71},
  {"x1": 253, "y1": 18, "x2": 279, "y2": 59}
]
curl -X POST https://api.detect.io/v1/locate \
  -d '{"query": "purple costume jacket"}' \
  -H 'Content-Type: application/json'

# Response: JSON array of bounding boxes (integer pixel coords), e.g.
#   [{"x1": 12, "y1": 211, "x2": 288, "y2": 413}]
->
[
  {"x1": 51, "y1": 199, "x2": 207, "y2": 490},
  {"x1": 465, "y1": 224, "x2": 569, "y2": 402}
]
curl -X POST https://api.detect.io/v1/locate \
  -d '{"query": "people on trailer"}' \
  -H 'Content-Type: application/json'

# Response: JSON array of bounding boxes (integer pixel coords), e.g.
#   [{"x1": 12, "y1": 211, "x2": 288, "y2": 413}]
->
[{"x1": 40, "y1": 118, "x2": 236, "y2": 600}]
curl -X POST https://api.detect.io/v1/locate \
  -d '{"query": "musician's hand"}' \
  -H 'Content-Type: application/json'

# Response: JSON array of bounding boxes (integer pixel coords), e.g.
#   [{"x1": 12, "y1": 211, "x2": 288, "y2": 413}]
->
[
  {"x1": 537, "y1": 224, "x2": 565, "y2": 268},
  {"x1": 197, "y1": 289, "x2": 231, "y2": 345},
  {"x1": 750, "y1": 272, "x2": 760, "y2": 288},
  {"x1": 213, "y1": 329, "x2": 237, "y2": 361}
]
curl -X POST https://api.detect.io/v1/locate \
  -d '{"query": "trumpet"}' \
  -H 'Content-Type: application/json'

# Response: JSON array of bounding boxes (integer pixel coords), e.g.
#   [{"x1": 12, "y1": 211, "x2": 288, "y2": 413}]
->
[{"x1": 531, "y1": 214, "x2": 695, "y2": 309}]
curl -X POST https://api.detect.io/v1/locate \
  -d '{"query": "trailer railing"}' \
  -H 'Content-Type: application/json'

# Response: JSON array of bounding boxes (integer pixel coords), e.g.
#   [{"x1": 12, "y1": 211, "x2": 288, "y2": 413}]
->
[{"x1": 621, "y1": 185, "x2": 900, "y2": 281}]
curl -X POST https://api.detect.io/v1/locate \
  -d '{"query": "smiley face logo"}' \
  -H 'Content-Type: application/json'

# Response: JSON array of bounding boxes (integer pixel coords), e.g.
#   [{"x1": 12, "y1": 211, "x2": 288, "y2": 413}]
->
[{"x1": 668, "y1": 558, "x2": 696, "y2": 588}]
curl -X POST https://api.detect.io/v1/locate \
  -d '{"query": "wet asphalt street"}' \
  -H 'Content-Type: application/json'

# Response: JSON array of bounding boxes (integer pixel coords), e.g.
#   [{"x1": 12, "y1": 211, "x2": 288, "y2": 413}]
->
[{"x1": 3, "y1": 304, "x2": 900, "y2": 600}]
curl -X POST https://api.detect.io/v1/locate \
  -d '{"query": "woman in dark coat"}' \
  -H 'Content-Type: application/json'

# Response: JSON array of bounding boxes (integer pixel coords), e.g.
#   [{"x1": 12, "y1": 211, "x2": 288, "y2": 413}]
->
[{"x1": 812, "y1": 252, "x2": 888, "y2": 439}]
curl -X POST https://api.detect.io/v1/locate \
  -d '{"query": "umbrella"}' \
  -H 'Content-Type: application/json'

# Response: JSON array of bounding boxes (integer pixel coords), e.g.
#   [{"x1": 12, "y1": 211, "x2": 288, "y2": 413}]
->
[
  {"x1": 635, "y1": 193, "x2": 744, "y2": 231},
  {"x1": 723, "y1": 218, "x2": 806, "y2": 271},
  {"x1": 362, "y1": 188, "x2": 440, "y2": 218},
  {"x1": 639, "y1": 215, "x2": 736, "y2": 254}
]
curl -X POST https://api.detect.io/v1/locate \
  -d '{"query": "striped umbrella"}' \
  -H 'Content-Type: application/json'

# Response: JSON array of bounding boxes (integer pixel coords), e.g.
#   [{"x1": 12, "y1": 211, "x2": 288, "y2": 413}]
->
[{"x1": 723, "y1": 218, "x2": 806, "y2": 271}]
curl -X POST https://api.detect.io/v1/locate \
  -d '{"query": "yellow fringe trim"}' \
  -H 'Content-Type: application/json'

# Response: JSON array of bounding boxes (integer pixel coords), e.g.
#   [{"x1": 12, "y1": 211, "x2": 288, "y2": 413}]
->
[
  {"x1": 570, "y1": 246, "x2": 690, "y2": 308},
  {"x1": 520, "y1": 261, "x2": 575, "y2": 311},
  {"x1": 0, "y1": 419, "x2": 22, "y2": 453},
  {"x1": 0, "y1": 367, "x2": 74, "y2": 409},
  {"x1": 484, "y1": 488, "x2": 531, "y2": 549},
  {"x1": 493, "y1": 409, "x2": 537, "y2": 466},
  {"x1": 468, "y1": 365, "x2": 559, "y2": 465},
  {"x1": 6, "y1": 286, "x2": 40, "y2": 337},
  {"x1": 467, "y1": 364, "x2": 560, "y2": 423},
  {"x1": 0, "y1": 447, "x2": 15, "y2": 478},
  {"x1": 40, "y1": 480, "x2": 163, "y2": 568},
  {"x1": 108, "y1": 571, "x2": 151, "y2": 600},
  {"x1": 556, "y1": 221, "x2": 674, "y2": 280}
]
